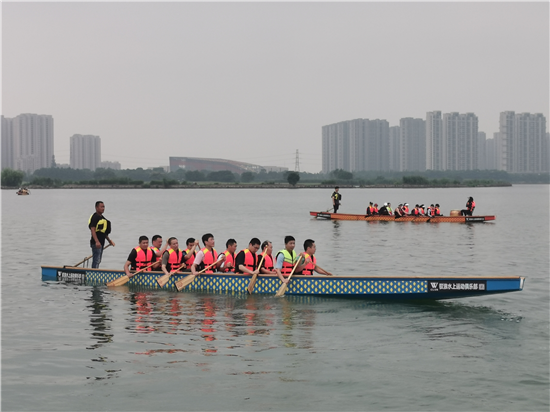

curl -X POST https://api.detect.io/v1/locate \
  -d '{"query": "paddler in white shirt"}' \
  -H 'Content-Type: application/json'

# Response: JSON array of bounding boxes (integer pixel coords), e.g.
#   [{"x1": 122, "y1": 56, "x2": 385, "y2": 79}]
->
[{"x1": 191, "y1": 233, "x2": 225, "y2": 275}]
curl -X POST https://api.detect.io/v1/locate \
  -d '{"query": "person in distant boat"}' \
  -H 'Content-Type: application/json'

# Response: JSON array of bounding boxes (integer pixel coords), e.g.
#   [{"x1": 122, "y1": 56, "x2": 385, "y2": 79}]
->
[
  {"x1": 89, "y1": 201, "x2": 115, "y2": 268},
  {"x1": 394, "y1": 204, "x2": 405, "y2": 218},
  {"x1": 259, "y1": 240, "x2": 277, "y2": 275},
  {"x1": 161, "y1": 237, "x2": 184, "y2": 276},
  {"x1": 300, "y1": 239, "x2": 333, "y2": 276},
  {"x1": 387, "y1": 202, "x2": 393, "y2": 215},
  {"x1": 331, "y1": 187, "x2": 342, "y2": 213},
  {"x1": 403, "y1": 203, "x2": 410, "y2": 214},
  {"x1": 124, "y1": 236, "x2": 155, "y2": 277},
  {"x1": 235, "y1": 238, "x2": 261, "y2": 276},
  {"x1": 191, "y1": 233, "x2": 225, "y2": 275},
  {"x1": 379, "y1": 203, "x2": 390, "y2": 215},
  {"x1": 219, "y1": 238, "x2": 238, "y2": 273},
  {"x1": 182, "y1": 238, "x2": 199, "y2": 271},
  {"x1": 275, "y1": 236, "x2": 307, "y2": 284},
  {"x1": 373, "y1": 203, "x2": 379, "y2": 214},
  {"x1": 410, "y1": 204, "x2": 420, "y2": 216},
  {"x1": 366, "y1": 202, "x2": 377, "y2": 216},
  {"x1": 433, "y1": 204, "x2": 442, "y2": 216},
  {"x1": 461, "y1": 197, "x2": 475, "y2": 216},
  {"x1": 426, "y1": 204, "x2": 435, "y2": 217},
  {"x1": 150, "y1": 234, "x2": 167, "y2": 270}
]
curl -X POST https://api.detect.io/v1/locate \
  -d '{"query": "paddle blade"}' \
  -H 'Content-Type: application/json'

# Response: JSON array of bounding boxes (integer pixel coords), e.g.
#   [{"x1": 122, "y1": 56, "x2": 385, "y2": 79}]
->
[
  {"x1": 275, "y1": 282, "x2": 289, "y2": 297},
  {"x1": 175, "y1": 274, "x2": 196, "y2": 291},
  {"x1": 247, "y1": 274, "x2": 258, "y2": 294},
  {"x1": 107, "y1": 275, "x2": 129, "y2": 287},
  {"x1": 156, "y1": 273, "x2": 171, "y2": 287}
]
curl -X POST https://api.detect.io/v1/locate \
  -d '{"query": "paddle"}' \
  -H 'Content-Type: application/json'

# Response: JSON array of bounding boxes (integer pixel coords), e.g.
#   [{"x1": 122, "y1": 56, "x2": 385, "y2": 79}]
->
[
  {"x1": 157, "y1": 261, "x2": 186, "y2": 288},
  {"x1": 175, "y1": 258, "x2": 221, "y2": 291},
  {"x1": 315, "y1": 264, "x2": 334, "y2": 277},
  {"x1": 325, "y1": 207, "x2": 334, "y2": 212},
  {"x1": 74, "y1": 244, "x2": 111, "y2": 267},
  {"x1": 247, "y1": 247, "x2": 267, "y2": 295},
  {"x1": 106, "y1": 261, "x2": 156, "y2": 287},
  {"x1": 274, "y1": 256, "x2": 303, "y2": 297}
]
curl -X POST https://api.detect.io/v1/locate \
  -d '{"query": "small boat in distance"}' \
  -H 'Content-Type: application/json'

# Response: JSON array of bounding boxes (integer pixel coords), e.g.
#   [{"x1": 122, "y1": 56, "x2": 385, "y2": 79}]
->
[
  {"x1": 41, "y1": 266, "x2": 523, "y2": 300},
  {"x1": 16, "y1": 188, "x2": 30, "y2": 195},
  {"x1": 310, "y1": 211, "x2": 495, "y2": 223}
]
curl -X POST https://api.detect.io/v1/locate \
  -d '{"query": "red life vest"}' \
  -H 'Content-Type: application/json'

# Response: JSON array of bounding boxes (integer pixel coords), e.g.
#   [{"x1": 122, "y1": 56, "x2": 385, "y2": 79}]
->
[
  {"x1": 262, "y1": 254, "x2": 274, "y2": 271},
  {"x1": 435, "y1": 207, "x2": 441, "y2": 215},
  {"x1": 404, "y1": 206, "x2": 409, "y2": 213},
  {"x1": 133, "y1": 246, "x2": 154, "y2": 271},
  {"x1": 201, "y1": 247, "x2": 218, "y2": 273},
  {"x1": 237, "y1": 249, "x2": 257, "y2": 273},
  {"x1": 468, "y1": 201, "x2": 476, "y2": 212},
  {"x1": 165, "y1": 248, "x2": 182, "y2": 272},
  {"x1": 221, "y1": 250, "x2": 235, "y2": 273},
  {"x1": 367, "y1": 206, "x2": 374, "y2": 214},
  {"x1": 183, "y1": 248, "x2": 195, "y2": 267},
  {"x1": 413, "y1": 208, "x2": 419, "y2": 215},
  {"x1": 373, "y1": 207, "x2": 379, "y2": 214},
  {"x1": 301, "y1": 253, "x2": 316, "y2": 275}
]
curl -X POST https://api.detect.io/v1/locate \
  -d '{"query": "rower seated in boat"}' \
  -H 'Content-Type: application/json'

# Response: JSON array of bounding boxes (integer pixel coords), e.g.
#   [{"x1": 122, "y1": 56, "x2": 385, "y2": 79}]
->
[
  {"x1": 235, "y1": 238, "x2": 261, "y2": 276},
  {"x1": 259, "y1": 240, "x2": 277, "y2": 275},
  {"x1": 275, "y1": 236, "x2": 307, "y2": 284},
  {"x1": 124, "y1": 236, "x2": 155, "y2": 277},
  {"x1": 299, "y1": 239, "x2": 333, "y2": 276}
]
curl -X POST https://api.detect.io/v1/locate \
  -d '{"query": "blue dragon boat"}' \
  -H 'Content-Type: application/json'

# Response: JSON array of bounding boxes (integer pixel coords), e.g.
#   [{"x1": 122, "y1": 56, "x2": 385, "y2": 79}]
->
[{"x1": 41, "y1": 266, "x2": 525, "y2": 300}]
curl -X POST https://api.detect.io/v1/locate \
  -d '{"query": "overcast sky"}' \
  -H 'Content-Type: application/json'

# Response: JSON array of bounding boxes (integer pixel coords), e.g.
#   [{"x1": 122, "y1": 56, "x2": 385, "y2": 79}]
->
[{"x1": 3, "y1": 1, "x2": 549, "y2": 172}]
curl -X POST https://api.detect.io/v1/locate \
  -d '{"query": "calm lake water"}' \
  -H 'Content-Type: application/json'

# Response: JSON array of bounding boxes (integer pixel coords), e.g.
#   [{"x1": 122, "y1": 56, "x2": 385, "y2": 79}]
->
[{"x1": 2, "y1": 186, "x2": 549, "y2": 411}]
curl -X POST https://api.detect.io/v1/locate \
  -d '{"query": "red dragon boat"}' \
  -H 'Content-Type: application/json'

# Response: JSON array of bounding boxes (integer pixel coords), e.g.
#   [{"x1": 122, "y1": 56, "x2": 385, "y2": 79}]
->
[{"x1": 310, "y1": 211, "x2": 495, "y2": 223}]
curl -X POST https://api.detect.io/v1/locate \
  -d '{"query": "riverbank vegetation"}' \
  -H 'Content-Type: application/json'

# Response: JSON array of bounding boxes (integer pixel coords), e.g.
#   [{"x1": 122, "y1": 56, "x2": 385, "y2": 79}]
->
[{"x1": 2, "y1": 166, "x2": 548, "y2": 189}]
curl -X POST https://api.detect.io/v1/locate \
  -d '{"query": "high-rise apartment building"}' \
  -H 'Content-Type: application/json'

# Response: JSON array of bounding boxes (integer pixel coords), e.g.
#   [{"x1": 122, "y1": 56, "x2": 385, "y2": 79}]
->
[
  {"x1": 389, "y1": 126, "x2": 400, "y2": 172},
  {"x1": 399, "y1": 118, "x2": 425, "y2": 171},
  {"x1": 499, "y1": 112, "x2": 547, "y2": 173},
  {"x1": 322, "y1": 118, "x2": 389, "y2": 173},
  {"x1": 1, "y1": 113, "x2": 54, "y2": 173},
  {"x1": 477, "y1": 132, "x2": 487, "y2": 170},
  {"x1": 70, "y1": 134, "x2": 101, "y2": 170},
  {"x1": 443, "y1": 112, "x2": 478, "y2": 171},
  {"x1": 426, "y1": 111, "x2": 444, "y2": 170}
]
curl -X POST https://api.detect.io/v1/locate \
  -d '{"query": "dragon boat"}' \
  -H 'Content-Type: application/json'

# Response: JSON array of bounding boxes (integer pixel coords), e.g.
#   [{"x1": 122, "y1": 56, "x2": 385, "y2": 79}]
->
[
  {"x1": 310, "y1": 211, "x2": 495, "y2": 223},
  {"x1": 42, "y1": 266, "x2": 524, "y2": 300}
]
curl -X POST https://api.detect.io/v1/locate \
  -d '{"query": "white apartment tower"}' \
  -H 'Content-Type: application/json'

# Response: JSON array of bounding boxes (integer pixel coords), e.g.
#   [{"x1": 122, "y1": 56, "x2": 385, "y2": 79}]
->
[
  {"x1": 443, "y1": 112, "x2": 478, "y2": 171},
  {"x1": 70, "y1": 134, "x2": 101, "y2": 170},
  {"x1": 499, "y1": 112, "x2": 547, "y2": 173},
  {"x1": 426, "y1": 111, "x2": 444, "y2": 170},
  {"x1": 1, "y1": 113, "x2": 54, "y2": 173}
]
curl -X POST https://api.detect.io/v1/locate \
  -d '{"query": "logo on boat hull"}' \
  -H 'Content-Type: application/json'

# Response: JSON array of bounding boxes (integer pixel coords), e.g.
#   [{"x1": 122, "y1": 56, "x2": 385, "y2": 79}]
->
[
  {"x1": 428, "y1": 280, "x2": 486, "y2": 292},
  {"x1": 57, "y1": 268, "x2": 86, "y2": 281},
  {"x1": 465, "y1": 217, "x2": 485, "y2": 222}
]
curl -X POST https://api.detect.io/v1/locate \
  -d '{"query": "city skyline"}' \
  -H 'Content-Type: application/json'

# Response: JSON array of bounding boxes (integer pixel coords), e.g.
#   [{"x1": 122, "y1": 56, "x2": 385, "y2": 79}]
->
[{"x1": 3, "y1": 2, "x2": 548, "y2": 173}]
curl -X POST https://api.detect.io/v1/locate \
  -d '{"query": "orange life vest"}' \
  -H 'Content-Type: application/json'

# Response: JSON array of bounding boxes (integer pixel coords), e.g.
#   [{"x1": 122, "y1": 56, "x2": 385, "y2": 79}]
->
[
  {"x1": 262, "y1": 254, "x2": 274, "y2": 271},
  {"x1": 237, "y1": 249, "x2": 257, "y2": 273},
  {"x1": 468, "y1": 201, "x2": 476, "y2": 212},
  {"x1": 133, "y1": 246, "x2": 154, "y2": 271},
  {"x1": 165, "y1": 248, "x2": 182, "y2": 272},
  {"x1": 301, "y1": 253, "x2": 316, "y2": 275},
  {"x1": 201, "y1": 247, "x2": 218, "y2": 273},
  {"x1": 183, "y1": 247, "x2": 196, "y2": 267},
  {"x1": 221, "y1": 250, "x2": 235, "y2": 273},
  {"x1": 276, "y1": 249, "x2": 297, "y2": 276}
]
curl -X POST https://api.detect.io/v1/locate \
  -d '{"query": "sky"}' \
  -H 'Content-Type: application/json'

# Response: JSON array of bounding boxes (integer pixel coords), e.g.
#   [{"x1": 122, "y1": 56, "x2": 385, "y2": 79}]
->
[{"x1": 2, "y1": 1, "x2": 549, "y2": 173}]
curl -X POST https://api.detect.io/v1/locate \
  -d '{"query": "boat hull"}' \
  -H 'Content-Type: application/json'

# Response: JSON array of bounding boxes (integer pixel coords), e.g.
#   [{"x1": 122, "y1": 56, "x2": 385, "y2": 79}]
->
[
  {"x1": 41, "y1": 266, "x2": 523, "y2": 300},
  {"x1": 310, "y1": 211, "x2": 495, "y2": 223}
]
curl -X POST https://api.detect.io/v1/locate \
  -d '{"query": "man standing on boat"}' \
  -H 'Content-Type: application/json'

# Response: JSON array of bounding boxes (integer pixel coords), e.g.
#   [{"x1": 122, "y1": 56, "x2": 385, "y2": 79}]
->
[
  {"x1": 275, "y1": 236, "x2": 306, "y2": 284},
  {"x1": 331, "y1": 187, "x2": 342, "y2": 213},
  {"x1": 89, "y1": 201, "x2": 115, "y2": 268},
  {"x1": 191, "y1": 233, "x2": 225, "y2": 275},
  {"x1": 235, "y1": 238, "x2": 261, "y2": 276},
  {"x1": 300, "y1": 239, "x2": 333, "y2": 276},
  {"x1": 124, "y1": 236, "x2": 155, "y2": 277}
]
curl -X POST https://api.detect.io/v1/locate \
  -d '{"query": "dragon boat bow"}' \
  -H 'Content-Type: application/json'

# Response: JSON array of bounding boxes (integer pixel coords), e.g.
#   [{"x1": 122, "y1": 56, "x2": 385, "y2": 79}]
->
[{"x1": 42, "y1": 266, "x2": 523, "y2": 300}]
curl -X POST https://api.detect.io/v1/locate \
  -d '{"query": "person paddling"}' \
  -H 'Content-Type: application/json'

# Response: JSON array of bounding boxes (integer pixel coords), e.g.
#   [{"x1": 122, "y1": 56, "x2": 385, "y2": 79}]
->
[
  {"x1": 161, "y1": 237, "x2": 184, "y2": 277},
  {"x1": 275, "y1": 236, "x2": 306, "y2": 284},
  {"x1": 150, "y1": 234, "x2": 167, "y2": 270},
  {"x1": 259, "y1": 240, "x2": 277, "y2": 275},
  {"x1": 124, "y1": 236, "x2": 155, "y2": 277},
  {"x1": 300, "y1": 239, "x2": 333, "y2": 276},
  {"x1": 235, "y1": 238, "x2": 261, "y2": 277},
  {"x1": 182, "y1": 238, "x2": 199, "y2": 272},
  {"x1": 191, "y1": 233, "x2": 225, "y2": 276},
  {"x1": 219, "y1": 239, "x2": 237, "y2": 273}
]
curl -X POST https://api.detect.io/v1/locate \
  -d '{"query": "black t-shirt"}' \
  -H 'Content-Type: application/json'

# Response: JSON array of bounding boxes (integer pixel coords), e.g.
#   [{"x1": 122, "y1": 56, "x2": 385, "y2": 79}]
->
[
  {"x1": 235, "y1": 250, "x2": 257, "y2": 273},
  {"x1": 127, "y1": 248, "x2": 156, "y2": 270},
  {"x1": 332, "y1": 192, "x2": 341, "y2": 204},
  {"x1": 89, "y1": 212, "x2": 111, "y2": 247}
]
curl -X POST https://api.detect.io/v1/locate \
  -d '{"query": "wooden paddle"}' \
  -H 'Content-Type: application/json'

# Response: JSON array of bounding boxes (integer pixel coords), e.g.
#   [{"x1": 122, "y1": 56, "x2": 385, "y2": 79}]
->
[
  {"x1": 274, "y1": 256, "x2": 303, "y2": 297},
  {"x1": 175, "y1": 258, "x2": 221, "y2": 291},
  {"x1": 157, "y1": 261, "x2": 186, "y2": 288},
  {"x1": 74, "y1": 244, "x2": 111, "y2": 267},
  {"x1": 247, "y1": 247, "x2": 267, "y2": 295},
  {"x1": 106, "y1": 261, "x2": 157, "y2": 287}
]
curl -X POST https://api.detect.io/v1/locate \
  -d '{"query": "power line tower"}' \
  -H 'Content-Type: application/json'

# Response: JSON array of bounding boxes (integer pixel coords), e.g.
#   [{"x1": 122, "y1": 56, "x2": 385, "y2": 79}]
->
[{"x1": 294, "y1": 149, "x2": 300, "y2": 172}]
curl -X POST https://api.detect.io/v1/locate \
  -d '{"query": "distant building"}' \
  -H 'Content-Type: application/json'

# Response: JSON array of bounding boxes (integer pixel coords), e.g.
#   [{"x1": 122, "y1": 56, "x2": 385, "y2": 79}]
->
[
  {"x1": 399, "y1": 118, "x2": 425, "y2": 171},
  {"x1": 389, "y1": 126, "x2": 401, "y2": 172},
  {"x1": 499, "y1": 112, "x2": 547, "y2": 173},
  {"x1": 1, "y1": 113, "x2": 54, "y2": 173},
  {"x1": 477, "y1": 132, "x2": 487, "y2": 170},
  {"x1": 426, "y1": 111, "x2": 444, "y2": 170},
  {"x1": 100, "y1": 161, "x2": 121, "y2": 170},
  {"x1": 169, "y1": 157, "x2": 266, "y2": 174},
  {"x1": 70, "y1": 134, "x2": 101, "y2": 171}
]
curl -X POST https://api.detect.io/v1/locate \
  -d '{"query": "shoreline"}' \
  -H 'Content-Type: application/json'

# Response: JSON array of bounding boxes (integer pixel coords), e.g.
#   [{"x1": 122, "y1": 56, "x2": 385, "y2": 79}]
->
[{"x1": 3, "y1": 183, "x2": 514, "y2": 190}]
